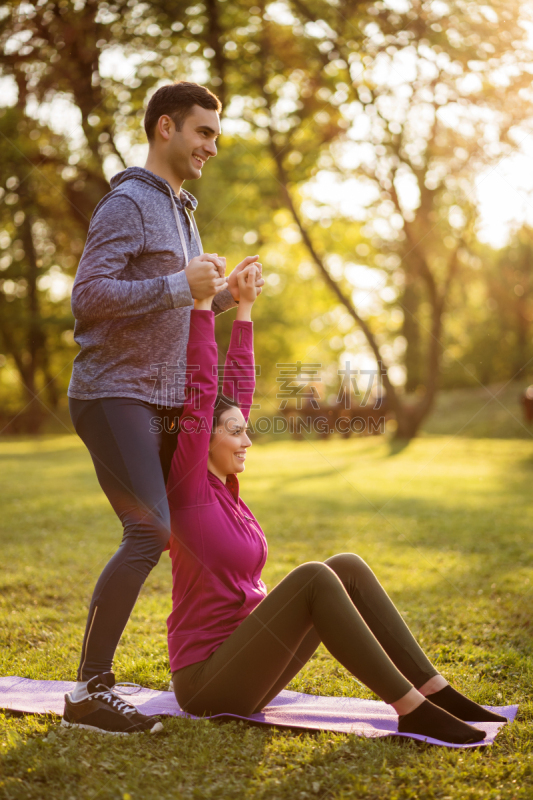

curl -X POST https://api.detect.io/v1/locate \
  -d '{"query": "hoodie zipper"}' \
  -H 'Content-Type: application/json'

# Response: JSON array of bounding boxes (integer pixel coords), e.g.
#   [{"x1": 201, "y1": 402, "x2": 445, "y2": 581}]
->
[
  {"x1": 219, "y1": 480, "x2": 267, "y2": 588},
  {"x1": 240, "y1": 508, "x2": 267, "y2": 577}
]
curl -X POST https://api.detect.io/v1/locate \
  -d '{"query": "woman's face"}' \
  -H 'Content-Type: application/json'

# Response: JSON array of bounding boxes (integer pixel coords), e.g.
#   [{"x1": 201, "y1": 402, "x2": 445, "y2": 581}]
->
[{"x1": 208, "y1": 407, "x2": 252, "y2": 480}]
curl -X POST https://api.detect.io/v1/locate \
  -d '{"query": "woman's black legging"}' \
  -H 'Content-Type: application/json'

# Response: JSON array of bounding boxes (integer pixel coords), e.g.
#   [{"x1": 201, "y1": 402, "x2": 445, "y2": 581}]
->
[{"x1": 173, "y1": 554, "x2": 439, "y2": 716}]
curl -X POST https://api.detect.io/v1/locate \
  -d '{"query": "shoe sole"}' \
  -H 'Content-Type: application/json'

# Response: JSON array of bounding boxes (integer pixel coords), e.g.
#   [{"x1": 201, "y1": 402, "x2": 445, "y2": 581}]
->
[{"x1": 61, "y1": 719, "x2": 163, "y2": 735}]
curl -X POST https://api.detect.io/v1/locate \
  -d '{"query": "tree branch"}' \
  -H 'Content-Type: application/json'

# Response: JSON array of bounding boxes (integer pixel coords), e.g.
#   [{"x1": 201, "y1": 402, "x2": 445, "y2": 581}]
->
[{"x1": 268, "y1": 130, "x2": 402, "y2": 414}]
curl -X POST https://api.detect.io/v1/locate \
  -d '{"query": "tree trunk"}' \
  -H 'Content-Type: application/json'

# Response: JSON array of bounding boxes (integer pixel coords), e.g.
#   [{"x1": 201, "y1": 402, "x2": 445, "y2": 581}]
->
[
  {"x1": 204, "y1": 0, "x2": 228, "y2": 109},
  {"x1": 402, "y1": 279, "x2": 423, "y2": 394},
  {"x1": 514, "y1": 295, "x2": 529, "y2": 380},
  {"x1": 394, "y1": 405, "x2": 423, "y2": 439},
  {"x1": 513, "y1": 249, "x2": 530, "y2": 380},
  {"x1": 21, "y1": 212, "x2": 46, "y2": 433},
  {"x1": 392, "y1": 294, "x2": 444, "y2": 439}
]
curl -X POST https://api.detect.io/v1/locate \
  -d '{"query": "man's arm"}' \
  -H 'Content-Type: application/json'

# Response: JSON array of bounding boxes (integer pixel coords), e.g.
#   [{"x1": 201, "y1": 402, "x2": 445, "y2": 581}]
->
[
  {"x1": 211, "y1": 255, "x2": 264, "y2": 316},
  {"x1": 71, "y1": 195, "x2": 193, "y2": 323},
  {"x1": 211, "y1": 288, "x2": 238, "y2": 316}
]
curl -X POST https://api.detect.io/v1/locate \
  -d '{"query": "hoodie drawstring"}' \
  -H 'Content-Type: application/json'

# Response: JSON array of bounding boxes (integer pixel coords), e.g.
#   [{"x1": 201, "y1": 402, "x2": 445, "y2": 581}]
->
[{"x1": 168, "y1": 185, "x2": 203, "y2": 263}]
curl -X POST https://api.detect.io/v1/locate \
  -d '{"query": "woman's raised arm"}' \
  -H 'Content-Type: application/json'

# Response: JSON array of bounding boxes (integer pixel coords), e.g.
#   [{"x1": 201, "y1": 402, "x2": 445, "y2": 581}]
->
[
  {"x1": 223, "y1": 266, "x2": 258, "y2": 423},
  {"x1": 166, "y1": 309, "x2": 218, "y2": 507}
]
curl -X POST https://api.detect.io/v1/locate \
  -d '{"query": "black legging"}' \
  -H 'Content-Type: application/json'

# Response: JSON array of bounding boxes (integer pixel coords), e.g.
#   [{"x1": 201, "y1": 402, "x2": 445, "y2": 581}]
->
[
  {"x1": 173, "y1": 554, "x2": 439, "y2": 715},
  {"x1": 70, "y1": 396, "x2": 182, "y2": 681}
]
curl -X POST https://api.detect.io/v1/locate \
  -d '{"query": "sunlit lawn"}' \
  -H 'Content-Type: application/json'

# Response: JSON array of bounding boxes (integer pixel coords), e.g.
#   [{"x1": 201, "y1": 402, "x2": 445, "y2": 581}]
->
[{"x1": 0, "y1": 432, "x2": 532, "y2": 799}]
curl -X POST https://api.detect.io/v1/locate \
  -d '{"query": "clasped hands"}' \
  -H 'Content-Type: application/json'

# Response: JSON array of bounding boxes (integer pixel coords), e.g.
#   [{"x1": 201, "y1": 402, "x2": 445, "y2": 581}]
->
[{"x1": 184, "y1": 253, "x2": 264, "y2": 303}]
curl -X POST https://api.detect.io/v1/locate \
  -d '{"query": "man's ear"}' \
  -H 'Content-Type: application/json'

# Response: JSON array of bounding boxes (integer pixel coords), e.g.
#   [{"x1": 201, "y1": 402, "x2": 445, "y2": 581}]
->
[{"x1": 157, "y1": 114, "x2": 174, "y2": 142}]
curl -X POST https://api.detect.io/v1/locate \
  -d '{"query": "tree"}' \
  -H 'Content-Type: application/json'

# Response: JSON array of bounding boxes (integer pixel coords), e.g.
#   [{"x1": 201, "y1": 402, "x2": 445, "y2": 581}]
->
[
  {"x1": 238, "y1": 0, "x2": 533, "y2": 437},
  {"x1": 490, "y1": 228, "x2": 533, "y2": 382},
  {"x1": 128, "y1": 0, "x2": 533, "y2": 437},
  {"x1": 0, "y1": 104, "x2": 87, "y2": 431},
  {"x1": 0, "y1": 0, "x2": 341, "y2": 428},
  {"x1": 2, "y1": 0, "x2": 532, "y2": 437},
  {"x1": 0, "y1": 0, "x2": 125, "y2": 430}
]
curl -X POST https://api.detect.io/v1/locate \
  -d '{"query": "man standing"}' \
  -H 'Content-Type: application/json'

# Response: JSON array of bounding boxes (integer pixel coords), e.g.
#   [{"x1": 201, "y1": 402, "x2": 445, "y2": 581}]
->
[{"x1": 62, "y1": 82, "x2": 263, "y2": 734}]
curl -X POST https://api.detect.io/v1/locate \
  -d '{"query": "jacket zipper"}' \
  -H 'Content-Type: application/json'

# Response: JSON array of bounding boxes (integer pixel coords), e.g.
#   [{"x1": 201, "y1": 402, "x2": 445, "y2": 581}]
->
[{"x1": 224, "y1": 482, "x2": 267, "y2": 576}]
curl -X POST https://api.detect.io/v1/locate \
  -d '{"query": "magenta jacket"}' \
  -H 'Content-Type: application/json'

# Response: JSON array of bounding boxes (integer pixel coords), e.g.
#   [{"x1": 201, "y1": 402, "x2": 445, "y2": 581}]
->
[{"x1": 166, "y1": 310, "x2": 268, "y2": 673}]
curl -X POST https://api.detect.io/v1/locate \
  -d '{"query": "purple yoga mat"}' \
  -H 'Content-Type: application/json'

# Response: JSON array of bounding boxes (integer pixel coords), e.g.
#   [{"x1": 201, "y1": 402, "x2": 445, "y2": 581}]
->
[{"x1": 0, "y1": 676, "x2": 517, "y2": 748}]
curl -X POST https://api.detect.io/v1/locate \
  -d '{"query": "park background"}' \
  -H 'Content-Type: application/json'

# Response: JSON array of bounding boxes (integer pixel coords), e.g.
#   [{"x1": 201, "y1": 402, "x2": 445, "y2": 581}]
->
[{"x1": 0, "y1": 1, "x2": 532, "y2": 799}]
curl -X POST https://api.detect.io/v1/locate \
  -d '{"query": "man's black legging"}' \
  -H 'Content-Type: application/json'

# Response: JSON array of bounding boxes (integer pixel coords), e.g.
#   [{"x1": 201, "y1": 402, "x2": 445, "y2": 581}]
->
[
  {"x1": 70, "y1": 397, "x2": 182, "y2": 681},
  {"x1": 173, "y1": 554, "x2": 439, "y2": 715}
]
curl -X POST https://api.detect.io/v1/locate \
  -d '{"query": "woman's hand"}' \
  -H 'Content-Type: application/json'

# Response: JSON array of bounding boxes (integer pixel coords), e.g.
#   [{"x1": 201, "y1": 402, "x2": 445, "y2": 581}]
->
[
  {"x1": 228, "y1": 256, "x2": 264, "y2": 302},
  {"x1": 236, "y1": 265, "x2": 259, "y2": 321}
]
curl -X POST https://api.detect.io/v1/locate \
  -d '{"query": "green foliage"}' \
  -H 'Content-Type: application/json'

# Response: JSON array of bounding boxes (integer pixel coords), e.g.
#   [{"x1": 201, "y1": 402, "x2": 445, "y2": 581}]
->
[
  {"x1": 438, "y1": 232, "x2": 533, "y2": 389},
  {"x1": 0, "y1": 106, "x2": 86, "y2": 428},
  {"x1": 1, "y1": 0, "x2": 533, "y2": 433},
  {"x1": 201, "y1": 137, "x2": 356, "y2": 391},
  {"x1": 0, "y1": 433, "x2": 532, "y2": 798}
]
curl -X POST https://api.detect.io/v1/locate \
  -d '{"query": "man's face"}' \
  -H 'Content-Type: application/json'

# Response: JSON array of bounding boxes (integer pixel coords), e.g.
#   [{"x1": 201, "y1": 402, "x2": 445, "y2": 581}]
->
[{"x1": 167, "y1": 105, "x2": 221, "y2": 181}]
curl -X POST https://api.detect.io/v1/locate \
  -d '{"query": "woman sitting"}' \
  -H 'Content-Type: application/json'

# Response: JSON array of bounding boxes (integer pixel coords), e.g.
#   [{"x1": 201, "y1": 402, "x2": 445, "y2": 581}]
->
[{"x1": 166, "y1": 266, "x2": 505, "y2": 744}]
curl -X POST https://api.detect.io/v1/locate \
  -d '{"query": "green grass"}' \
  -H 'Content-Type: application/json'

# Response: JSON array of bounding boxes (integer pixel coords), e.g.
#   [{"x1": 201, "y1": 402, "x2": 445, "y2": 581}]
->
[
  {"x1": 0, "y1": 433, "x2": 532, "y2": 799},
  {"x1": 421, "y1": 380, "x2": 533, "y2": 439}
]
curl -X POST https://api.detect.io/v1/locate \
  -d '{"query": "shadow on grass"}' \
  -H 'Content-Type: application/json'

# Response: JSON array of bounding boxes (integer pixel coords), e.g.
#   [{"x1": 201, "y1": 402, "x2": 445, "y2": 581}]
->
[{"x1": 387, "y1": 438, "x2": 411, "y2": 457}]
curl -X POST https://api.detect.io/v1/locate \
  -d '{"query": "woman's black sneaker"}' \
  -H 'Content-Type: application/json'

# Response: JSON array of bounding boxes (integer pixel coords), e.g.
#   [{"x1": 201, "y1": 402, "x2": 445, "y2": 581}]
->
[{"x1": 62, "y1": 672, "x2": 163, "y2": 735}]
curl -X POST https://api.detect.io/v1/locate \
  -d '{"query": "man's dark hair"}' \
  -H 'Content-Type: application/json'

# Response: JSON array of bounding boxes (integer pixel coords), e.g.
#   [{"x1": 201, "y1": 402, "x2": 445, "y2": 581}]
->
[{"x1": 144, "y1": 81, "x2": 221, "y2": 141}]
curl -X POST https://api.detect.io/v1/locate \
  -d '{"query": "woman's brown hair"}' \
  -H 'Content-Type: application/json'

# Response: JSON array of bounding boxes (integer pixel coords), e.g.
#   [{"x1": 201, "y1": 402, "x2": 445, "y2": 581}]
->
[{"x1": 212, "y1": 393, "x2": 239, "y2": 434}]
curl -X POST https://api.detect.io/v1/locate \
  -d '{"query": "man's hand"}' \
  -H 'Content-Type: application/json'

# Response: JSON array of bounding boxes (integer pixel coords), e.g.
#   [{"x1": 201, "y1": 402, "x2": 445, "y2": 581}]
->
[
  {"x1": 227, "y1": 256, "x2": 264, "y2": 302},
  {"x1": 185, "y1": 253, "x2": 227, "y2": 301}
]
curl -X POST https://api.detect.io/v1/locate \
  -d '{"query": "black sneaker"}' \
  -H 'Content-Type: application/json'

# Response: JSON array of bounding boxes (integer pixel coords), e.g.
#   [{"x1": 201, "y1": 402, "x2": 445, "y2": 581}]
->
[{"x1": 61, "y1": 672, "x2": 163, "y2": 735}]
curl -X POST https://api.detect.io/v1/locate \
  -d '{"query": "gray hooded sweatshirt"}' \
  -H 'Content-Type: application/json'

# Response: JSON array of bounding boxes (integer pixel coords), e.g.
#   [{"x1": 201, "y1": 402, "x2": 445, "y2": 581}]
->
[{"x1": 68, "y1": 167, "x2": 236, "y2": 407}]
